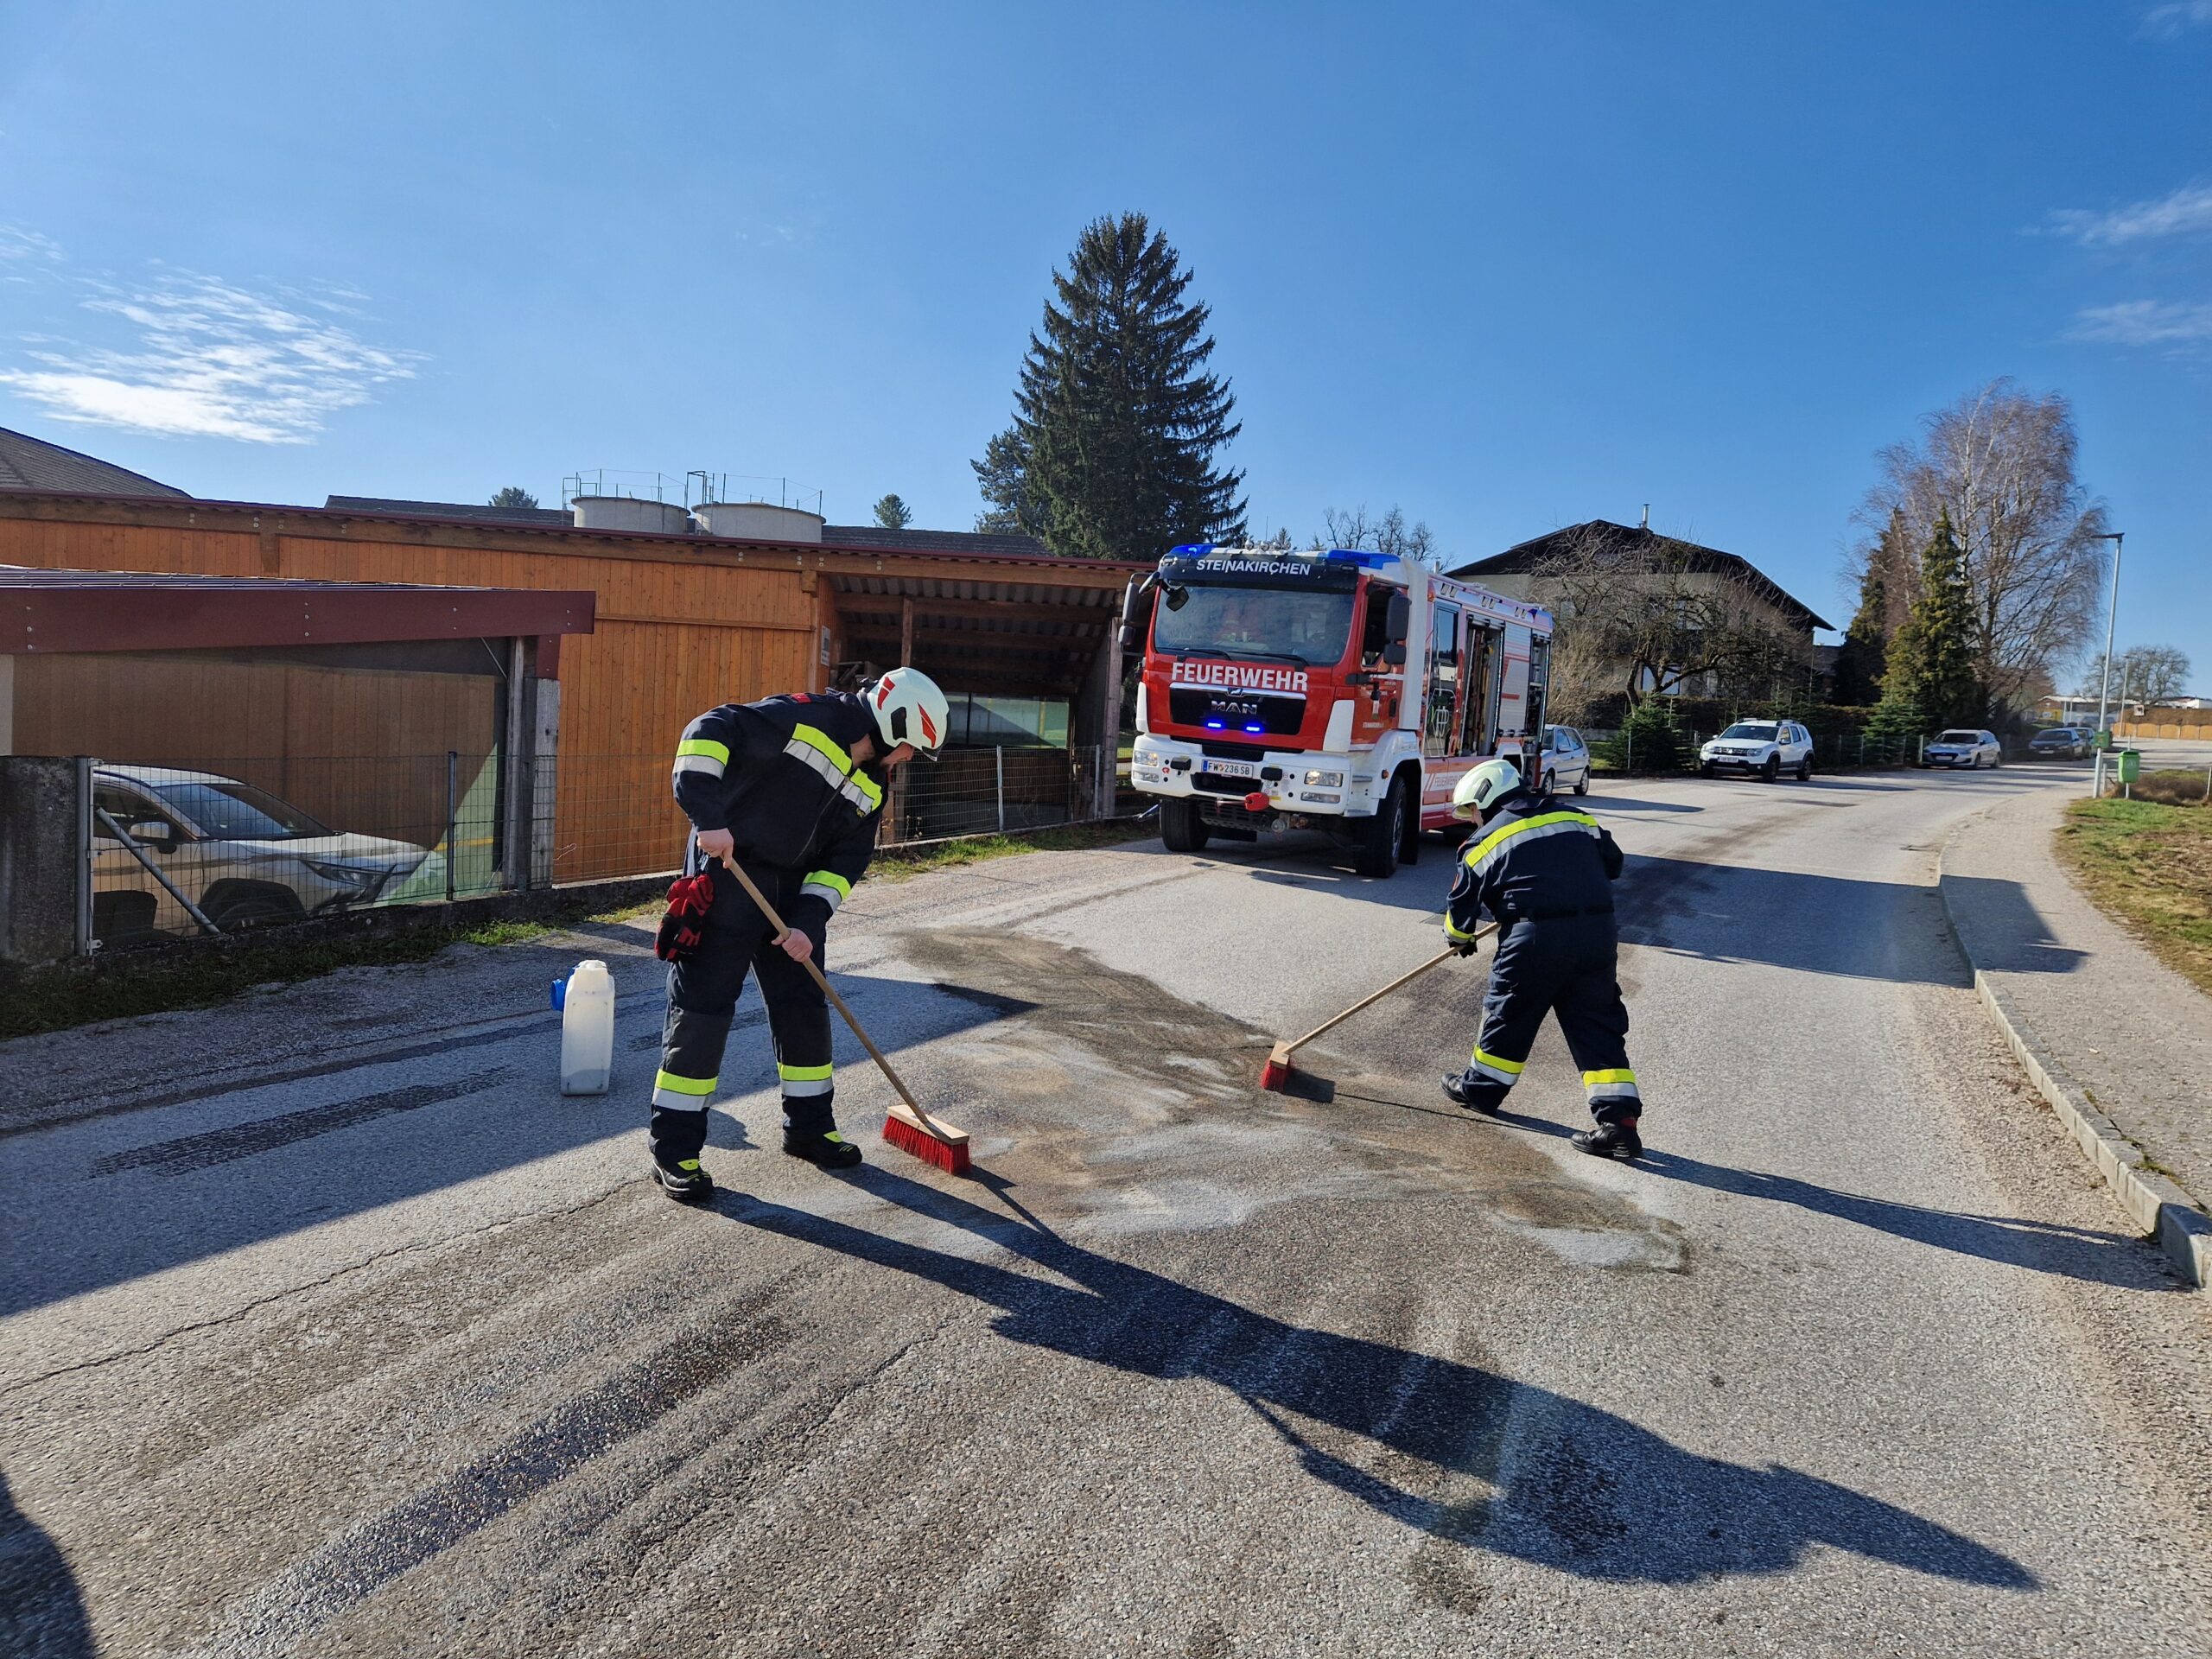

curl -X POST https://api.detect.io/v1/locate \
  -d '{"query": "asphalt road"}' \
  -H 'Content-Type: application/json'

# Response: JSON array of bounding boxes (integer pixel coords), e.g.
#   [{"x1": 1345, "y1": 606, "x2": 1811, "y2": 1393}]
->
[{"x1": 4, "y1": 758, "x2": 2209, "y2": 1658}]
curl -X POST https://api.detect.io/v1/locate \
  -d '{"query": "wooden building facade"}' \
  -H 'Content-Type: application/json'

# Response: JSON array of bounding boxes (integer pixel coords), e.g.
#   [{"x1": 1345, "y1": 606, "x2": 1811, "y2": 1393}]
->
[{"x1": 0, "y1": 491, "x2": 1143, "y2": 880}]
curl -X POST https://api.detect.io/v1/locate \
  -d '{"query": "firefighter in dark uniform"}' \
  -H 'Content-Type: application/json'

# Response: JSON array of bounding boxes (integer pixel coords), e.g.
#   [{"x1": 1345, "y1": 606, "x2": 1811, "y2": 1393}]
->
[
  {"x1": 1439, "y1": 756, "x2": 1645, "y2": 1159},
  {"x1": 649, "y1": 667, "x2": 950, "y2": 1200}
]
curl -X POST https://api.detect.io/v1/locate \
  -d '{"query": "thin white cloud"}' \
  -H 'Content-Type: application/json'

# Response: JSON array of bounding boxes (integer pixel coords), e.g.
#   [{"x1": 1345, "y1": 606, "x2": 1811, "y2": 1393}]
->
[
  {"x1": 2068, "y1": 298, "x2": 2212, "y2": 346},
  {"x1": 0, "y1": 273, "x2": 422, "y2": 443},
  {"x1": 2140, "y1": 1, "x2": 2212, "y2": 36},
  {"x1": 0, "y1": 225, "x2": 63, "y2": 263},
  {"x1": 2049, "y1": 181, "x2": 2212, "y2": 246}
]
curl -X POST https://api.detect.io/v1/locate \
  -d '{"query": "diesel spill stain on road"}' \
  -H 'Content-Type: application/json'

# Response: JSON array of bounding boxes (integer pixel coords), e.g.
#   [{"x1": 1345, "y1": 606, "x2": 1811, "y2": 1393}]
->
[{"x1": 895, "y1": 928, "x2": 1684, "y2": 1269}]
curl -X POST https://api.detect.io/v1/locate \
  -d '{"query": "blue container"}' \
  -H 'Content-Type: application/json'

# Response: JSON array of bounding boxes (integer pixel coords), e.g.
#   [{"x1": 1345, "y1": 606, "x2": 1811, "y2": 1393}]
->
[{"x1": 550, "y1": 975, "x2": 568, "y2": 1011}]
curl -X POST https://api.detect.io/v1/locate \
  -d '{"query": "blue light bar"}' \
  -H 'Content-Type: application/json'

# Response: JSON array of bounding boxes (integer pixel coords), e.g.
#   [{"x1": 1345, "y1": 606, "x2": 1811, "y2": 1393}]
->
[
  {"x1": 1243, "y1": 723, "x2": 1264, "y2": 734},
  {"x1": 1170, "y1": 543, "x2": 1215, "y2": 557},
  {"x1": 1205, "y1": 719, "x2": 1226, "y2": 729},
  {"x1": 1323, "y1": 547, "x2": 1392, "y2": 567}
]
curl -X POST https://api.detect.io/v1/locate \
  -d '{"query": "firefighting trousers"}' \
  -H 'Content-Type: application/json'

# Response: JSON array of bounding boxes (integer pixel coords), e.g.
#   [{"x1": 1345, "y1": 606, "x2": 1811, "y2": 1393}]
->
[
  {"x1": 648, "y1": 862, "x2": 834, "y2": 1167},
  {"x1": 1459, "y1": 914, "x2": 1640, "y2": 1122}
]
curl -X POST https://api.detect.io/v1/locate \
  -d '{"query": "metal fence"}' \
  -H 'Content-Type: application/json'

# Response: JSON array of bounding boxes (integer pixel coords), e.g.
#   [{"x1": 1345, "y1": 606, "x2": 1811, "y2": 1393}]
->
[
  {"x1": 1586, "y1": 726, "x2": 2040, "y2": 776},
  {"x1": 83, "y1": 745, "x2": 1125, "y2": 952}
]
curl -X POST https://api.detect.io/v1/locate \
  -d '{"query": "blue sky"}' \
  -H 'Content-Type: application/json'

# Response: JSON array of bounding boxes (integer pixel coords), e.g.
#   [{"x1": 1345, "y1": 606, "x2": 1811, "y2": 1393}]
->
[{"x1": 3, "y1": 2, "x2": 2208, "y2": 683}]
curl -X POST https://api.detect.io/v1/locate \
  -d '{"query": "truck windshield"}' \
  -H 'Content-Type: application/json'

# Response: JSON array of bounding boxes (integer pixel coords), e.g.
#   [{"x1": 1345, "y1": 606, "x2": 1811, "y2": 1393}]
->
[{"x1": 1153, "y1": 585, "x2": 1353, "y2": 665}]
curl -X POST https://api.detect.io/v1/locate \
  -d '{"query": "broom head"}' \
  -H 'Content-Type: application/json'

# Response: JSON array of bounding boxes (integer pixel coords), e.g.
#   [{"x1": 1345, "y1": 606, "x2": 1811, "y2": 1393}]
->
[
  {"x1": 883, "y1": 1103, "x2": 971, "y2": 1176},
  {"x1": 1259, "y1": 1040, "x2": 1295, "y2": 1093}
]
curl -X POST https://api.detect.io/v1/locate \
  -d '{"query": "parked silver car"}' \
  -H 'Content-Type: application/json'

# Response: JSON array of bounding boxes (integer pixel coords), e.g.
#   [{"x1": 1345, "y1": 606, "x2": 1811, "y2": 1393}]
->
[
  {"x1": 1923, "y1": 729, "x2": 2003, "y2": 769},
  {"x1": 1538, "y1": 724, "x2": 1592, "y2": 796},
  {"x1": 92, "y1": 765, "x2": 436, "y2": 942}
]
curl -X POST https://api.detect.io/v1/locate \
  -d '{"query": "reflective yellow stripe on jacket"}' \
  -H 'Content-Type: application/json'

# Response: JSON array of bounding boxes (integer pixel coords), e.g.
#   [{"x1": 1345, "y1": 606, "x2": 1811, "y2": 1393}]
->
[
  {"x1": 1461, "y1": 810, "x2": 1601, "y2": 879},
  {"x1": 785, "y1": 725, "x2": 884, "y2": 815}
]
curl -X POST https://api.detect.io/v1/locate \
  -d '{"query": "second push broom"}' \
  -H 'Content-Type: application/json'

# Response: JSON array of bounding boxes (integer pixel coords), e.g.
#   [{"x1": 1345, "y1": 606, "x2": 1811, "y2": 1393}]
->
[
  {"x1": 1259, "y1": 921, "x2": 1497, "y2": 1093},
  {"x1": 719, "y1": 855, "x2": 972, "y2": 1175}
]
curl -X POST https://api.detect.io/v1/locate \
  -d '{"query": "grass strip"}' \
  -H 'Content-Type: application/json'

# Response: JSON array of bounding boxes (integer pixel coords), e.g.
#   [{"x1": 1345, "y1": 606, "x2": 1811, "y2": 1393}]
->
[
  {"x1": 2055, "y1": 798, "x2": 2212, "y2": 997},
  {"x1": 871, "y1": 818, "x2": 1146, "y2": 880},
  {"x1": 0, "y1": 894, "x2": 664, "y2": 1042}
]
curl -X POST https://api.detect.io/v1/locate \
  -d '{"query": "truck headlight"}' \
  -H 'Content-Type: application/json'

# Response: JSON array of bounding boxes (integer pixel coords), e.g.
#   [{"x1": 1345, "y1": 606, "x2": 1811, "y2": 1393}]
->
[{"x1": 1303, "y1": 769, "x2": 1344, "y2": 786}]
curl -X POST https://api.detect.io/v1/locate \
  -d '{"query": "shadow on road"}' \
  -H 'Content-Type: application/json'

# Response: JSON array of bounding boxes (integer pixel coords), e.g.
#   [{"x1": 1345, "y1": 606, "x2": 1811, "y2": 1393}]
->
[
  {"x1": 0, "y1": 1470, "x2": 92, "y2": 1659},
  {"x1": 1937, "y1": 874, "x2": 2088, "y2": 975},
  {"x1": 1490, "y1": 1109, "x2": 2167, "y2": 1293},
  {"x1": 4, "y1": 969, "x2": 1014, "y2": 1318},
  {"x1": 1585, "y1": 793, "x2": 1704, "y2": 814},
  {"x1": 708, "y1": 1166, "x2": 2037, "y2": 1589},
  {"x1": 1618, "y1": 855, "x2": 2029, "y2": 986},
  {"x1": 1637, "y1": 1147, "x2": 2170, "y2": 1289}
]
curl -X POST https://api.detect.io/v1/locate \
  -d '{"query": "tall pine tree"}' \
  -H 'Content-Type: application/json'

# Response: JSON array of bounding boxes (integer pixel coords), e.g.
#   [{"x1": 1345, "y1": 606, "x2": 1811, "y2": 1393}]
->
[
  {"x1": 1830, "y1": 555, "x2": 1890, "y2": 706},
  {"x1": 973, "y1": 214, "x2": 1246, "y2": 557},
  {"x1": 1880, "y1": 512, "x2": 1982, "y2": 727}
]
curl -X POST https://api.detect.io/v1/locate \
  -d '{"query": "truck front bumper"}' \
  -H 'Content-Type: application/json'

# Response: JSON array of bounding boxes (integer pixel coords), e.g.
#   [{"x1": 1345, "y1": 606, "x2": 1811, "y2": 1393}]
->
[{"x1": 1130, "y1": 734, "x2": 1376, "y2": 818}]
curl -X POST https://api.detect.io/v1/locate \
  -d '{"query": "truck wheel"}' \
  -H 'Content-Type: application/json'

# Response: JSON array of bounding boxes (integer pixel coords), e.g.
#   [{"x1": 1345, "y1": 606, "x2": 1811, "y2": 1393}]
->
[
  {"x1": 1397, "y1": 779, "x2": 1422, "y2": 866},
  {"x1": 1356, "y1": 773, "x2": 1408, "y2": 879},
  {"x1": 1160, "y1": 798, "x2": 1210, "y2": 855}
]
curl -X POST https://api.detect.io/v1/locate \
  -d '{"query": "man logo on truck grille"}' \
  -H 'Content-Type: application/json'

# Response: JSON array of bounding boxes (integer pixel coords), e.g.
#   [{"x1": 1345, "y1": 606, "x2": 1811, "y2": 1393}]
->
[{"x1": 1171, "y1": 660, "x2": 1310, "y2": 696}]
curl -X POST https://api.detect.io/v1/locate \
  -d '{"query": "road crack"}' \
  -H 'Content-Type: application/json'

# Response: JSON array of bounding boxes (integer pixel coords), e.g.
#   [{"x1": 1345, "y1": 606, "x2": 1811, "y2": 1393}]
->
[{"x1": 0, "y1": 1182, "x2": 639, "y2": 1400}]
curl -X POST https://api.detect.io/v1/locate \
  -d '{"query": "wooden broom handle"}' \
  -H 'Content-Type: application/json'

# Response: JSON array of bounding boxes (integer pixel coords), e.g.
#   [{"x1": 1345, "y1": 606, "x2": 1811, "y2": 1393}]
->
[
  {"x1": 717, "y1": 855, "x2": 944, "y2": 1135},
  {"x1": 1283, "y1": 923, "x2": 1499, "y2": 1053}
]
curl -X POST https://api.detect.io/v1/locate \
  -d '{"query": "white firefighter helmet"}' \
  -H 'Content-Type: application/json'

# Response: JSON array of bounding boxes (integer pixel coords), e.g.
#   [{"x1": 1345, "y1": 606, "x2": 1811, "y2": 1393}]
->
[
  {"x1": 1451, "y1": 757, "x2": 1527, "y2": 821},
  {"x1": 864, "y1": 666, "x2": 950, "y2": 760}
]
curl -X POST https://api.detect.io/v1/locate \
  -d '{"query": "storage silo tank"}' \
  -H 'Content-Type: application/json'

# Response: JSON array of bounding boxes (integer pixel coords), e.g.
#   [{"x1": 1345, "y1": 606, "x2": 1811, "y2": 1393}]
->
[
  {"x1": 695, "y1": 502, "x2": 824, "y2": 542},
  {"x1": 571, "y1": 495, "x2": 695, "y2": 536}
]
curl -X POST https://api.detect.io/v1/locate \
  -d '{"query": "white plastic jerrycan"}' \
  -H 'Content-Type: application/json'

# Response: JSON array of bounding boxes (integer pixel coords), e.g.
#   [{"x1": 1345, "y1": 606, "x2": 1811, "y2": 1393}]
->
[{"x1": 558, "y1": 959, "x2": 615, "y2": 1095}]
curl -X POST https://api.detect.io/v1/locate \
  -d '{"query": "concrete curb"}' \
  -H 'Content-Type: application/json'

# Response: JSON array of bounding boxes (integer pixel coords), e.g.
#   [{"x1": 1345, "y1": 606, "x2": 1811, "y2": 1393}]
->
[{"x1": 1937, "y1": 817, "x2": 2212, "y2": 1291}]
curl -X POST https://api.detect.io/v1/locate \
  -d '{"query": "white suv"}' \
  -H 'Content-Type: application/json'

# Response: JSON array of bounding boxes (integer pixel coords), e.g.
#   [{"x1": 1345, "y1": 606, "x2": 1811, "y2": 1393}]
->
[
  {"x1": 1698, "y1": 720, "x2": 1814, "y2": 783},
  {"x1": 93, "y1": 765, "x2": 436, "y2": 943}
]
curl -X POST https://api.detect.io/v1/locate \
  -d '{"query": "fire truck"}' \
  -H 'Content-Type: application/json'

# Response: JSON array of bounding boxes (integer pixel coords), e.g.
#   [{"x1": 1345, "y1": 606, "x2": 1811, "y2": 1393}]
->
[{"x1": 1120, "y1": 543, "x2": 1556, "y2": 877}]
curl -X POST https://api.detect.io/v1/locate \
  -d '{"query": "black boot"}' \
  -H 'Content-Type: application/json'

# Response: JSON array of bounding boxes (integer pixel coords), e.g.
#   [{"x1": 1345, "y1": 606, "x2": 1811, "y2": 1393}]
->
[
  {"x1": 1571, "y1": 1110, "x2": 1643, "y2": 1160},
  {"x1": 651, "y1": 1155, "x2": 714, "y2": 1202},
  {"x1": 1441, "y1": 1071, "x2": 1505, "y2": 1116},
  {"x1": 783, "y1": 1126, "x2": 862, "y2": 1170}
]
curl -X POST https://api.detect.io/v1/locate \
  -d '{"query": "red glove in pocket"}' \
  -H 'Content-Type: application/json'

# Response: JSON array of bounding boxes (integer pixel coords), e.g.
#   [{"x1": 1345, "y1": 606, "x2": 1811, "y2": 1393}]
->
[{"x1": 654, "y1": 871, "x2": 715, "y2": 962}]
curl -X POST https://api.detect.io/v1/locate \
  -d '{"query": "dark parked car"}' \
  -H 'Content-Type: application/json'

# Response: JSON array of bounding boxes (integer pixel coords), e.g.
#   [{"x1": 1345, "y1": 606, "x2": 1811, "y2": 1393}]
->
[{"x1": 2030, "y1": 728, "x2": 2089, "y2": 760}]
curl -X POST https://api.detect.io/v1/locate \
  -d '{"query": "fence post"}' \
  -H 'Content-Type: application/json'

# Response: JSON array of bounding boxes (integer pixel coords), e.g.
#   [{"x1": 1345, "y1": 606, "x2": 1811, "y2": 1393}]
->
[
  {"x1": 74, "y1": 754, "x2": 94, "y2": 957},
  {"x1": 446, "y1": 750, "x2": 458, "y2": 903},
  {"x1": 995, "y1": 746, "x2": 1006, "y2": 832},
  {"x1": 1624, "y1": 726, "x2": 1633, "y2": 775}
]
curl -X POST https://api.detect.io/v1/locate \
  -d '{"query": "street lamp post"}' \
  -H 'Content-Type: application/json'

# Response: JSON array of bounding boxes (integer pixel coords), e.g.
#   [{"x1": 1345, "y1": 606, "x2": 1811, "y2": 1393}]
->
[{"x1": 2090, "y1": 531, "x2": 2125, "y2": 798}]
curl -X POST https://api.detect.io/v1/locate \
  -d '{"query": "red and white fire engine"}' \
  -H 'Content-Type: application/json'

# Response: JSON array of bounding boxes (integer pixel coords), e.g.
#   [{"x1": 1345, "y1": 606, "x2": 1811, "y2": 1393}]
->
[{"x1": 1121, "y1": 543, "x2": 1556, "y2": 877}]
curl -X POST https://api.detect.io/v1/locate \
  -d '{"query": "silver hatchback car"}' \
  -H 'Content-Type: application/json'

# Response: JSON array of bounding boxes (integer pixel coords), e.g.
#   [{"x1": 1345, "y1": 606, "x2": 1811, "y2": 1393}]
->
[
  {"x1": 1538, "y1": 724, "x2": 1592, "y2": 796},
  {"x1": 1923, "y1": 729, "x2": 2003, "y2": 769}
]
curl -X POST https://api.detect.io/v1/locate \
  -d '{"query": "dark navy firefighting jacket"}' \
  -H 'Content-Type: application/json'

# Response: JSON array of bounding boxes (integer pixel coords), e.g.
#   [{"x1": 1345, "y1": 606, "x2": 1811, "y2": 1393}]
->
[
  {"x1": 1444, "y1": 789, "x2": 1623, "y2": 942},
  {"x1": 671, "y1": 691, "x2": 886, "y2": 940}
]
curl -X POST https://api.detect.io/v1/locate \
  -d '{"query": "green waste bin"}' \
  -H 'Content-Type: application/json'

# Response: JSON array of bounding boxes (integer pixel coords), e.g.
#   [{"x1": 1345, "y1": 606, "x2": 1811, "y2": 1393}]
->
[
  {"x1": 2092, "y1": 728, "x2": 2113, "y2": 750},
  {"x1": 2117, "y1": 748, "x2": 2140, "y2": 785}
]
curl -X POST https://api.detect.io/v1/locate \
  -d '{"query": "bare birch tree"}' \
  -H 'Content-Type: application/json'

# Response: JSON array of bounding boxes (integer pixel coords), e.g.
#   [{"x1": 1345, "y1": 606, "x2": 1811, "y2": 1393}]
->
[
  {"x1": 1851, "y1": 380, "x2": 2109, "y2": 717},
  {"x1": 1313, "y1": 505, "x2": 1440, "y2": 569}
]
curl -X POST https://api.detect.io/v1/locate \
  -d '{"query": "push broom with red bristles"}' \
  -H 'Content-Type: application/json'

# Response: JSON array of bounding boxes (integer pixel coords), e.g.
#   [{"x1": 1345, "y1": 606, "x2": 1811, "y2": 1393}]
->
[
  {"x1": 1259, "y1": 922, "x2": 1497, "y2": 1093},
  {"x1": 721, "y1": 856, "x2": 971, "y2": 1175}
]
